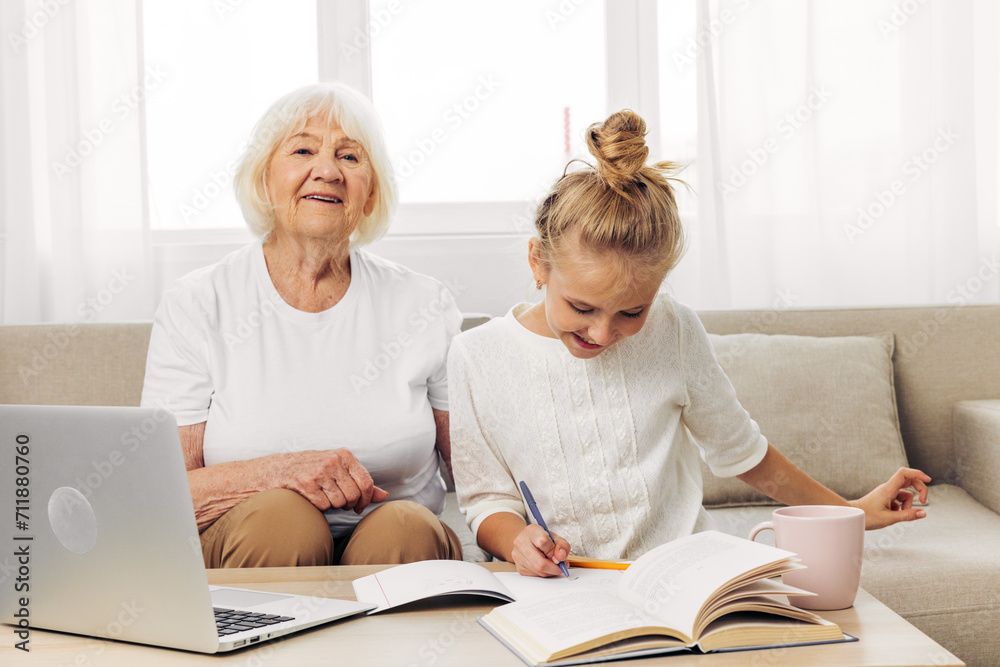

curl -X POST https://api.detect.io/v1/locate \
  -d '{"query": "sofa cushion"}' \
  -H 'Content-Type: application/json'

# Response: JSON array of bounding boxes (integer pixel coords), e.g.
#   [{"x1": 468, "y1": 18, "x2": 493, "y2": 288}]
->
[{"x1": 701, "y1": 332, "x2": 908, "y2": 506}]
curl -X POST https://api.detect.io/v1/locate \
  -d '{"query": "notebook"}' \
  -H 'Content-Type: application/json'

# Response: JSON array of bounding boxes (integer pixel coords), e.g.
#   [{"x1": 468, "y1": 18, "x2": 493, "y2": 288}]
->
[{"x1": 0, "y1": 404, "x2": 375, "y2": 653}]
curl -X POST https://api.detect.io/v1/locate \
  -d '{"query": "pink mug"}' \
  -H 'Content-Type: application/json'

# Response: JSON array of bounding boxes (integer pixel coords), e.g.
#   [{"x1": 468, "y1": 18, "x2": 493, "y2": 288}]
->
[{"x1": 749, "y1": 505, "x2": 865, "y2": 610}]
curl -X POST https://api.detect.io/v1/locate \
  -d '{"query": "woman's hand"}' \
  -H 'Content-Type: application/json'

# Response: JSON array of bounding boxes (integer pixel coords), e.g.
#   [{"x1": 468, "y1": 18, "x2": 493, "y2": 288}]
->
[
  {"x1": 850, "y1": 467, "x2": 931, "y2": 530},
  {"x1": 270, "y1": 448, "x2": 389, "y2": 514},
  {"x1": 511, "y1": 524, "x2": 571, "y2": 578}
]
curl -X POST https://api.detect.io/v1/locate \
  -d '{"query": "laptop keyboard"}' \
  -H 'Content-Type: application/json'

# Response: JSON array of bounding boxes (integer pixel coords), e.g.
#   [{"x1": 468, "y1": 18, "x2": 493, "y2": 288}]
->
[{"x1": 213, "y1": 607, "x2": 296, "y2": 636}]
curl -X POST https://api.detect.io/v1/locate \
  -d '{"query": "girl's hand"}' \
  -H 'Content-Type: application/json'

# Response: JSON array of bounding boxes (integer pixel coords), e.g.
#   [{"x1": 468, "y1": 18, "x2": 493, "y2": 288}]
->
[
  {"x1": 850, "y1": 467, "x2": 931, "y2": 530},
  {"x1": 511, "y1": 524, "x2": 571, "y2": 577}
]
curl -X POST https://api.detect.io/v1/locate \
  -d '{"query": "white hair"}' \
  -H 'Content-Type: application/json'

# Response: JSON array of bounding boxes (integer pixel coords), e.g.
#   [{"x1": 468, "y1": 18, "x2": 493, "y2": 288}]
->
[{"x1": 233, "y1": 82, "x2": 398, "y2": 247}]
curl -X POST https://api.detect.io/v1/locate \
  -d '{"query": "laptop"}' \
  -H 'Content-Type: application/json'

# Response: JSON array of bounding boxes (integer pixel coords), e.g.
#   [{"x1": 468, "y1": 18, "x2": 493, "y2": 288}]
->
[{"x1": 0, "y1": 404, "x2": 375, "y2": 653}]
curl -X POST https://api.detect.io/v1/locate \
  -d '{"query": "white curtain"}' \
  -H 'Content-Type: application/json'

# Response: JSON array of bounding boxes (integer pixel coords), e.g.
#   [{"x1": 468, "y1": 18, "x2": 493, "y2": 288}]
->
[
  {"x1": 693, "y1": 0, "x2": 1000, "y2": 309},
  {"x1": 0, "y1": 0, "x2": 154, "y2": 324}
]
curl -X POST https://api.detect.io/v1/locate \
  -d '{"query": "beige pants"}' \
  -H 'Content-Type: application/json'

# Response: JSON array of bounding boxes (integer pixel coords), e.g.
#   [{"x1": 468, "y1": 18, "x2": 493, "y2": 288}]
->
[{"x1": 200, "y1": 489, "x2": 463, "y2": 568}]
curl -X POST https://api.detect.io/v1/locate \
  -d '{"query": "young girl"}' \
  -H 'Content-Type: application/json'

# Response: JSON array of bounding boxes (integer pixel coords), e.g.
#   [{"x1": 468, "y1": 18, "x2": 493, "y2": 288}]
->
[{"x1": 448, "y1": 110, "x2": 930, "y2": 577}]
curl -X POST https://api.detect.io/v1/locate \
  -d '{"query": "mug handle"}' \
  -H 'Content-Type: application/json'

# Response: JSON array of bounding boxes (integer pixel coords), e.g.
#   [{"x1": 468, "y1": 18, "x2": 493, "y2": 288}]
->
[{"x1": 748, "y1": 521, "x2": 773, "y2": 542}]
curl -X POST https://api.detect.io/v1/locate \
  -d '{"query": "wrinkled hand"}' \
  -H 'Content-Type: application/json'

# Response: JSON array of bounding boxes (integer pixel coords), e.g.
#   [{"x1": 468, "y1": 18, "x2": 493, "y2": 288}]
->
[
  {"x1": 271, "y1": 448, "x2": 388, "y2": 513},
  {"x1": 850, "y1": 467, "x2": 931, "y2": 530},
  {"x1": 511, "y1": 524, "x2": 571, "y2": 578}
]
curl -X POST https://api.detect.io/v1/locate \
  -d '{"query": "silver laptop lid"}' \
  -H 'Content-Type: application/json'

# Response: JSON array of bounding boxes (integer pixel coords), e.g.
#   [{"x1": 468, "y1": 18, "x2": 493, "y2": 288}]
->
[{"x1": 0, "y1": 404, "x2": 220, "y2": 653}]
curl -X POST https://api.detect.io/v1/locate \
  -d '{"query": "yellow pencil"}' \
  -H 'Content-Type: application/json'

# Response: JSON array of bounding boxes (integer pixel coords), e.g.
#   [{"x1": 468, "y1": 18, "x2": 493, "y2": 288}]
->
[{"x1": 566, "y1": 555, "x2": 631, "y2": 570}]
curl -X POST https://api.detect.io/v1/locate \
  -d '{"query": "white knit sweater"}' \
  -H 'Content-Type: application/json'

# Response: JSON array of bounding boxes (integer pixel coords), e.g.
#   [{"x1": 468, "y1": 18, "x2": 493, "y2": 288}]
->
[{"x1": 448, "y1": 294, "x2": 768, "y2": 560}]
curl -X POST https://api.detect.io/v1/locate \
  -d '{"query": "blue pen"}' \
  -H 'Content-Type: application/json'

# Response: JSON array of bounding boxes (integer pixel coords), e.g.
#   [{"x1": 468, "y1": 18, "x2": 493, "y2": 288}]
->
[{"x1": 519, "y1": 480, "x2": 570, "y2": 577}]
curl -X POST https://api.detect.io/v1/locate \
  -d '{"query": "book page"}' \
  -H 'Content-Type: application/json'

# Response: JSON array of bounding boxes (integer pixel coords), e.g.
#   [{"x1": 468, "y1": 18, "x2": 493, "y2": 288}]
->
[
  {"x1": 616, "y1": 531, "x2": 796, "y2": 638},
  {"x1": 480, "y1": 615, "x2": 688, "y2": 667},
  {"x1": 696, "y1": 612, "x2": 843, "y2": 653},
  {"x1": 702, "y1": 577, "x2": 813, "y2": 620},
  {"x1": 495, "y1": 568, "x2": 623, "y2": 602},
  {"x1": 487, "y1": 588, "x2": 675, "y2": 658},
  {"x1": 352, "y1": 559, "x2": 515, "y2": 613}
]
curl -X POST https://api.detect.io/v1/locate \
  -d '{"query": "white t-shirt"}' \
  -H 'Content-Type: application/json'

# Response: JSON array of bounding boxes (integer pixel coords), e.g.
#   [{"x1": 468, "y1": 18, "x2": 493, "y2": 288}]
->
[
  {"x1": 141, "y1": 242, "x2": 461, "y2": 537},
  {"x1": 448, "y1": 294, "x2": 768, "y2": 560}
]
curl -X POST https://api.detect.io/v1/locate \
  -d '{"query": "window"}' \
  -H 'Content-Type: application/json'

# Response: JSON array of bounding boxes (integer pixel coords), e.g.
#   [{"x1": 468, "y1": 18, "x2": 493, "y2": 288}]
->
[
  {"x1": 369, "y1": 0, "x2": 606, "y2": 209},
  {"x1": 143, "y1": 0, "x2": 318, "y2": 231},
  {"x1": 142, "y1": 2, "x2": 696, "y2": 235}
]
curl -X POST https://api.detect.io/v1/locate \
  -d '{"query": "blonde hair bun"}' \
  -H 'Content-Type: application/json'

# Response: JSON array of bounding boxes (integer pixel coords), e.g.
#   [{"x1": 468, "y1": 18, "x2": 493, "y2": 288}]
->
[
  {"x1": 585, "y1": 110, "x2": 650, "y2": 195},
  {"x1": 532, "y1": 109, "x2": 686, "y2": 283}
]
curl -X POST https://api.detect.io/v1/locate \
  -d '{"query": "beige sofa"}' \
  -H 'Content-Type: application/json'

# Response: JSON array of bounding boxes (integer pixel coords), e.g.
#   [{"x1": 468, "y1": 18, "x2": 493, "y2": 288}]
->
[{"x1": 2, "y1": 304, "x2": 998, "y2": 667}]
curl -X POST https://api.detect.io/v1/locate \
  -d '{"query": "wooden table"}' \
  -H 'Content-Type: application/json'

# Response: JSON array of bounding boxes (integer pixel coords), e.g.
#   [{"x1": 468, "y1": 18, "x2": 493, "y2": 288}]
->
[{"x1": 3, "y1": 563, "x2": 963, "y2": 666}]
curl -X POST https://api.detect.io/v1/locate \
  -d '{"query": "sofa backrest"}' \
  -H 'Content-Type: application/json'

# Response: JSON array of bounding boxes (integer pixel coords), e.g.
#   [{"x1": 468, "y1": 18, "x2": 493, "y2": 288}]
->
[
  {"x1": 0, "y1": 317, "x2": 492, "y2": 409},
  {"x1": 698, "y1": 304, "x2": 1000, "y2": 484},
  {"x1": 3, "y1": 304, "x2": 998, "y2": 484},
  {"x1": 1, "y1": 323, "x2": 152, "y2": 407}
]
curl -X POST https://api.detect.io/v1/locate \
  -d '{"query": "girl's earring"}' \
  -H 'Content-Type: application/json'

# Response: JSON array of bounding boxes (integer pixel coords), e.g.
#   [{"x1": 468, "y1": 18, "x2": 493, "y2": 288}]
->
[{"x1": 536, "y1": 280, "x2": 543, "y2": 290}]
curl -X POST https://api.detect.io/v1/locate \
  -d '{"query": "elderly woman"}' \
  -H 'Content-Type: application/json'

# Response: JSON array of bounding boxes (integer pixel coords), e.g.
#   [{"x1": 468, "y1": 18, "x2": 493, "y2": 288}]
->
[{"x1": 141, "y1": 82, "x2": 462, "y2": 567}]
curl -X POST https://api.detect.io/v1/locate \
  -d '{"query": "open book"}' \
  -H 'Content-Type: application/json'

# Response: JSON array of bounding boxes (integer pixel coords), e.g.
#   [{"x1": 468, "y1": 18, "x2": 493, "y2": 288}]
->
[
  {"x1": 352, "y1": 559, "x2": 623, "y2": 614},
  {"x1": 479, "y1": 531, "x2": 851, "y2": 665}
]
